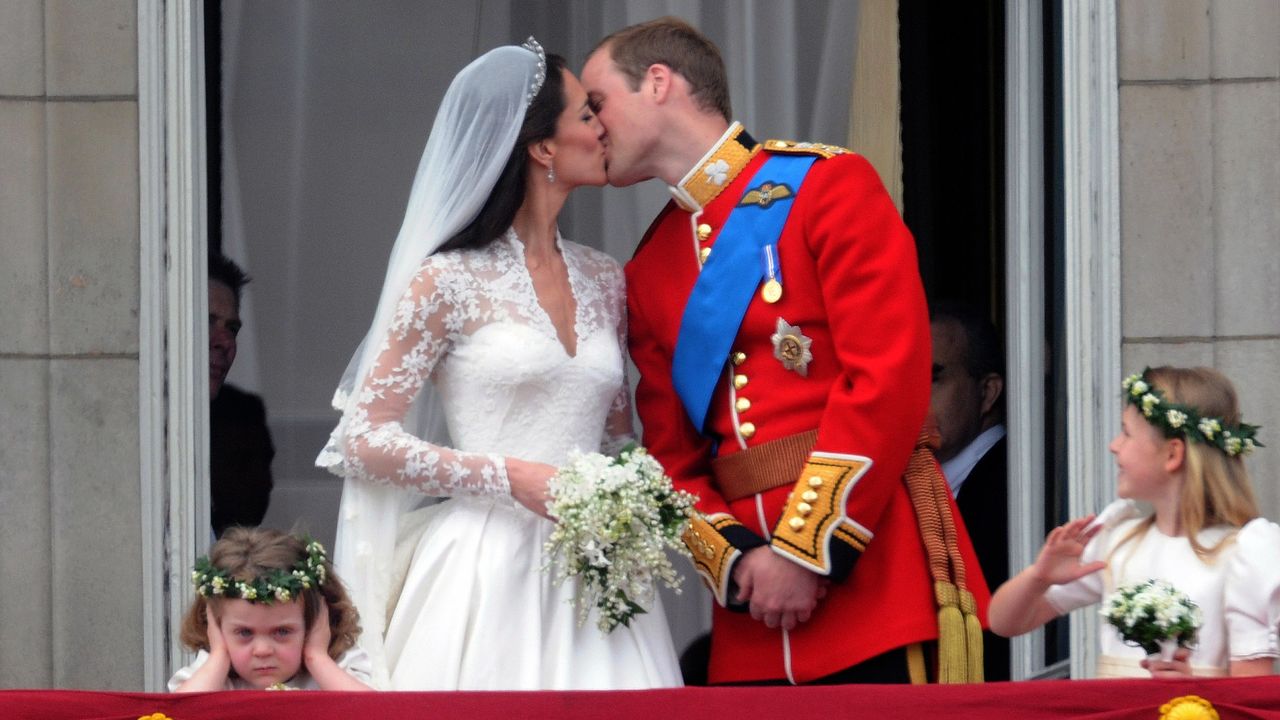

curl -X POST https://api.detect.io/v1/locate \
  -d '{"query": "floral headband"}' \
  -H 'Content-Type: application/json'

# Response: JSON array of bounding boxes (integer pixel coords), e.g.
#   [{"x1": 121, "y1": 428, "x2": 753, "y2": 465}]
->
[
  {"x1": 192, "y1": 539, "x2": 329, "y2": 604},
  {"x1": 1122, "y1": 369, "x2": 1262, "y2": 457}
]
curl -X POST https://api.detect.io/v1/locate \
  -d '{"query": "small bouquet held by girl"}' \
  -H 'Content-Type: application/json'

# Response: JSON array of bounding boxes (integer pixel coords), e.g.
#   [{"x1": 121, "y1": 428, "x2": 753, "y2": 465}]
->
[
  {"x1": 543, "y1": 445, "x2": 698, "y2": 633},
  {"x1": 1101, "y1": 579, "x2": 1202, "y2": 661}
]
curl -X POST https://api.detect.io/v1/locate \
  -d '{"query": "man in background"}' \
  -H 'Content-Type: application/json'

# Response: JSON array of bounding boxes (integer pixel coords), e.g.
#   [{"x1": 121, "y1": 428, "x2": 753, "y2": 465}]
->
[
  {"x1": 209, "y1": 254, "x2": 275, "y2": 536},
  {"x1": 929, "y1": 302, "x2": 1008, "y2": 680}
]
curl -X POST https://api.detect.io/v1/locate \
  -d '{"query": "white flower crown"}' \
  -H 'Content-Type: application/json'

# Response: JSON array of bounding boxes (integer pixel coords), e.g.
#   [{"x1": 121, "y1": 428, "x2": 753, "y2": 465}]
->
[
  {"x1": 1122, "y1": 370, "x2": 1261, "y2": 457},
  {"x1": 191, "y1": 539, "x2": 328, "y2": 604}
]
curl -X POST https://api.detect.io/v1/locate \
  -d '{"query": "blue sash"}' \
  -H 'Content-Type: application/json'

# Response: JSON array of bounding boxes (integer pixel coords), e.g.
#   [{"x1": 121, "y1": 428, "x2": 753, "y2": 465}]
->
[{"x1": 672, "y1": 154, "x2": 816, "y2": 432}]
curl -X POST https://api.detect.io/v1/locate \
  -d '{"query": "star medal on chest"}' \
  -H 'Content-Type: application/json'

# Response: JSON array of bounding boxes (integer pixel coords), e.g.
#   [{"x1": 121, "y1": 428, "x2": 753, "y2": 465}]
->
[{"x1": 771, "y1": 318, "x2": 813, "y2": 376}]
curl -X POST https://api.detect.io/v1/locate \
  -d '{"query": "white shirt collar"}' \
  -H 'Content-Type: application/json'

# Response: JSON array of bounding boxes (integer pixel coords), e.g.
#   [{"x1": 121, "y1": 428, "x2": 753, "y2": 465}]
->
[{"x1": 942, "y1": 423, "x2": 1006, "y2": 496}]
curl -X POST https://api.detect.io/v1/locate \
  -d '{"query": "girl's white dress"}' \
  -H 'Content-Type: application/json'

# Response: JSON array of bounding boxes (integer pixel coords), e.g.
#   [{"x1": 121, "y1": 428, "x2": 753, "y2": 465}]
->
[
  {"x1": 323, "y1": 231, "x2": 681, "y2": 690},
  {"x1": 1046, "y1": 499, "x2": 1280, "y2": 677},
  {"x1": 167, "y1": 647, "x2": 373, "y2": 690}
]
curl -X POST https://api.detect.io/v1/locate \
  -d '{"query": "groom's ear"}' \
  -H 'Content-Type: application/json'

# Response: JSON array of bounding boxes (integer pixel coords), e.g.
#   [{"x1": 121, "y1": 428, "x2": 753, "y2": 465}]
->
[{"x1": 645, "y1": 63, "x2": 673, "y2": 103}]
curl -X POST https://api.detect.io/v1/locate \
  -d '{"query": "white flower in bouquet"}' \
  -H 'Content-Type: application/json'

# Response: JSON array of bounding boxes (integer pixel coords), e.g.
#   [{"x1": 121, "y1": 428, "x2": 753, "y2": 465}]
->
[
  {"x1": 543, "y1": 445, "x2": 698, "y2": 633},
  {"x1": 1100, "y1": 579, "x2": 1202, "y2": 657}
]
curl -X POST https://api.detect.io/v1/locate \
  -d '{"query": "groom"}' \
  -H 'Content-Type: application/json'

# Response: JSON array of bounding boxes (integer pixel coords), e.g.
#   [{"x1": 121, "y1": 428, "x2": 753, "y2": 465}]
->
[{"x1": 582, "y1": 17, "x2": 988, "y2": 685}]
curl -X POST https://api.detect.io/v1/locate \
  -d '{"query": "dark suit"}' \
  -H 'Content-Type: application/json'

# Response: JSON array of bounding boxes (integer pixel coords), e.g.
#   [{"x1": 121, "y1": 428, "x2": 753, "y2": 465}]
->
[
  {"x1": 954, "y1": 433, "x2": 1009, "y2": 681},
  {"x1": 210, "y1": 383, "x2": 275, "y2": 536}
]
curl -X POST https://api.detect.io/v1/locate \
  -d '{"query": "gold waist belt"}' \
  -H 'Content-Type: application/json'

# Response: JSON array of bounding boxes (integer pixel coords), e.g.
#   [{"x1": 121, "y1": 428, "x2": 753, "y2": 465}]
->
[{"x1": 710, "y1": 430, "x2": 818, "y2": 502}]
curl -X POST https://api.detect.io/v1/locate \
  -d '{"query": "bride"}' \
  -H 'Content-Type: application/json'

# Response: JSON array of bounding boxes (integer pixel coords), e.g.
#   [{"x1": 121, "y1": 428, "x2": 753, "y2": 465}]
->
[{"x1": 316, "y1": 39, "x2": 682, "y2": 690}]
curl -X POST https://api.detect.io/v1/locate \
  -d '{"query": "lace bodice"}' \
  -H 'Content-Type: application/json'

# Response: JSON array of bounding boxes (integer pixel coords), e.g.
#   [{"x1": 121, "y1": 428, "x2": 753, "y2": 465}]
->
[{"x1": 330, "y1": 229, "x2": 633, "y2": 502}]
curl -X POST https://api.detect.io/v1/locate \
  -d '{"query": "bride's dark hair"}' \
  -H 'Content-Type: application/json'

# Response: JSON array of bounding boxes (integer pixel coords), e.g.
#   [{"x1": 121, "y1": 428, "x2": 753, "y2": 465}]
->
[{"x1": 436, "y1": 53, "x2": 567, "y2": 253}]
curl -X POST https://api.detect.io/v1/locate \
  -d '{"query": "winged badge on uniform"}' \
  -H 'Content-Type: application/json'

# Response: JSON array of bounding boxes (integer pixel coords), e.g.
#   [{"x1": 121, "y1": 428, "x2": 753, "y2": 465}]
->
[{"x1": 740, "y1": 182, "x2": 793, "y2": 209}]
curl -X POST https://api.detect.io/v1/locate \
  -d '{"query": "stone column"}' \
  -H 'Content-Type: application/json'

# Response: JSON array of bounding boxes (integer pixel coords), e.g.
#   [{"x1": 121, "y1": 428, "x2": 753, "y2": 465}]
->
[
  {"x1": 0, "y1": 0, "x2": 144, "y2": 689},
  {"x1": 1117, "y1": 0, "x2": 1280, "y2": 518}
]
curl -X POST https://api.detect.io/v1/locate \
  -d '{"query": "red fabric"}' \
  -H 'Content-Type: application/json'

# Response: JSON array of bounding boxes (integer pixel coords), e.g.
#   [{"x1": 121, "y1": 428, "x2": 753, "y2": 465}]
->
[
  {"x1": 5, "y1": 678, "x2": 1280, "y2": 720},
  {"x1": 627, "y1": 147, "x2": 988, "y2": 683}
]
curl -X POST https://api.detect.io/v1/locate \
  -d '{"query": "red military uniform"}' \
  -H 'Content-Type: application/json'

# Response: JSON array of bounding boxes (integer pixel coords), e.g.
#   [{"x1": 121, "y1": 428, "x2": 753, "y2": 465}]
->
[{"x1": 626, "y1": 124, "x2": 989, "y2": 684}]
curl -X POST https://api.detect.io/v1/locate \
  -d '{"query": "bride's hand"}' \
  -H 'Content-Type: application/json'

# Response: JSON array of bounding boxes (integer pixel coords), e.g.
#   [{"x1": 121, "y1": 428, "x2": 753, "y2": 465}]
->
[{"x1": 506, "y1": 458, "x2": 556, "y2": 519}]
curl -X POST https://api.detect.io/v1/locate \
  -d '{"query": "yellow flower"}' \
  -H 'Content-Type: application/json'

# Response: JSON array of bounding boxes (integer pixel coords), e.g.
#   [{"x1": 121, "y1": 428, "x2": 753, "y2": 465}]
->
[{"x1": 1159, "y1": 695, "x2": 1219, "y2": 720}]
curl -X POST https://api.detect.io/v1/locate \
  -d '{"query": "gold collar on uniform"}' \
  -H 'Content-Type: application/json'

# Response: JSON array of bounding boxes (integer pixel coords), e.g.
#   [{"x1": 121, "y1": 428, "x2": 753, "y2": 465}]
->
[{"x1": 668, "y1": 122, "x2": 760, "y2": 212}]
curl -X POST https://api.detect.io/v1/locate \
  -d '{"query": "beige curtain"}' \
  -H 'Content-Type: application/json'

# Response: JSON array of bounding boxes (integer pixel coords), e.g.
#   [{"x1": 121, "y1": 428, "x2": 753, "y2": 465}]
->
[{"x1": 848, "y1": 0, "x2": 903, "y2": 213}]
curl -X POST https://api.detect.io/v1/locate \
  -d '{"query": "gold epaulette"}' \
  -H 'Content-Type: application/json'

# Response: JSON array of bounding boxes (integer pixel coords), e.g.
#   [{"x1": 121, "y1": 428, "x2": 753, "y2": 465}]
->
[
  {"x1": 763, "y1": 139, "x2": 852, "y2": 159},
  {"x1": 683, "y1": 512, "x2": 744, "y2": 606},
  {"x1": 770, "y1": 452, "x2": 872, "y2": 575}
]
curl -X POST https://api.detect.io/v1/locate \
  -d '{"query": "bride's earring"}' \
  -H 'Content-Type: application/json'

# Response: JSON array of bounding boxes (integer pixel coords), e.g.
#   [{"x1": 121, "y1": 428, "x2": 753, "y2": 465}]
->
[{"x1": 546, "y1": 162, "x2": 556, "y2": 183}]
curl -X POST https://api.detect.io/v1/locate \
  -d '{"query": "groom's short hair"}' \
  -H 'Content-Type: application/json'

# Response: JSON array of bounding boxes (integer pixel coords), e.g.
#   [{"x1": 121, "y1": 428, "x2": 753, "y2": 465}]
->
[{"x1": 594, "y1": 16, "x2": 731, "y2": 121}]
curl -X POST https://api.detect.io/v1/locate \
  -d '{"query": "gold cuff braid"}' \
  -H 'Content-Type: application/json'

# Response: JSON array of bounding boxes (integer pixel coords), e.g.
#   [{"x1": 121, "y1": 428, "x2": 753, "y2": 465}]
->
[
  {"x1": 770, "y1": 453, "x2": 872, "y2": 575},
  {"x1": 683, "y1": 513, "x2": 743, "y2": 606}
]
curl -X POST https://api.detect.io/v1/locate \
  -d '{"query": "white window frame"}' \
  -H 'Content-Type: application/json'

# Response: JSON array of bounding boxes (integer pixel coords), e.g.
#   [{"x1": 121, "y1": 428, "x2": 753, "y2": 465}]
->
[
  {"x1": 139, "y1": 0, "x2": 210, "y2": 691},
  {"x1": 1004, "y1": 0, "x2": 1051, "y2": 679},
  {"x1": 1059, "y1": 0, "x2": 1122, "y2": 679},
  {"x1": 1005, "y1": 0, "x2": 1120, "y2": 680}
]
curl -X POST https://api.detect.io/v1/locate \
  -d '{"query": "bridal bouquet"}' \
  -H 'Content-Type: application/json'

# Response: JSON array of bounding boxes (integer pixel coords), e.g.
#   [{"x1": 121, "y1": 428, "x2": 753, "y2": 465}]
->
[
  {"x1": 543, "y1": 445, "x2": 698, "y2": 633},
  {"x1": 1101, "y1": 579, "x2": 1202, "y2": 659}
]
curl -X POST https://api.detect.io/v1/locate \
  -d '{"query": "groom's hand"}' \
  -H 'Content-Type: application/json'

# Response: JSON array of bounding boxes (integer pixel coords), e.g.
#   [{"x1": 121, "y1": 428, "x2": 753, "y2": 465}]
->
[{"x1": 733, "y1": 547, "x2": 827, "y2": 631}]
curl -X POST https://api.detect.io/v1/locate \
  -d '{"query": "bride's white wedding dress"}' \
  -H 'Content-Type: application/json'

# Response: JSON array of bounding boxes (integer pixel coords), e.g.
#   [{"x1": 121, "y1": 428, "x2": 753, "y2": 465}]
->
[{"x1": 324, "y1": 229, "x2": 681, "y2": 690}]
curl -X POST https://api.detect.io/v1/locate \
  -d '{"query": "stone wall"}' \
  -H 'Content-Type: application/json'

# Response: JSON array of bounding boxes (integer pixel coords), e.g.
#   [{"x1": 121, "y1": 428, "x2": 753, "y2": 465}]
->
[
  {"x1": 1117, "y1": 0, "x2": 1280, "y2": 517},
  {"x1": 0, "y1": 0, "x2": 143, "y2": 689}
]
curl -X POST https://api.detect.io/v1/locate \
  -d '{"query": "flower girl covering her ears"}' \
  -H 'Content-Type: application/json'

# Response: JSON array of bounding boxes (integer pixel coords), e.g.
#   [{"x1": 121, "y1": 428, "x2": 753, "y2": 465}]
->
[
  {"x1": 989, "y1": 367, "x2": 1280, "y2": 678},
  {"x1": 169, "y1": 528, "x2": 374, "y2": 691}
]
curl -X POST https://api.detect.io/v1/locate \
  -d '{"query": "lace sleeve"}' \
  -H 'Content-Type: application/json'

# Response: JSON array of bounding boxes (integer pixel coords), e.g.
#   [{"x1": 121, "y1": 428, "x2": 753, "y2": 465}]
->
[
  {"x1": 341, "y1": 258, "x2": 510, "y2": 498},
  {"x1": 600, "y1": 258, "x2": 635, "y2": 455}
]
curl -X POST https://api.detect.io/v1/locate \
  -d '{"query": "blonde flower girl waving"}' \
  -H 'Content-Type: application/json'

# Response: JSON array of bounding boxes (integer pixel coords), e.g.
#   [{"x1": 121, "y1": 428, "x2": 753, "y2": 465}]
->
[
  {"x1": 990, "y1": 367, "x2": 1280, "y2": 678},
  {"x1": 170, "y1": 528, "x2": 373, "y2": 691}
]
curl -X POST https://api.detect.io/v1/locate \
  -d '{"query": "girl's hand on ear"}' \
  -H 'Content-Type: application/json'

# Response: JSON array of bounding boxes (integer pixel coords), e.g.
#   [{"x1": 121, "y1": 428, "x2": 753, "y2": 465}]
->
[
  {"x1": 174, "y1": 606, "x2": 233, "y2": 692},
  {"x1": 303, "y1": 598, "x2": 333, "y2": 669},
  {"x1": 205, "y1": 605, "x2": 229, "y2": 660},
  {"x1": 299, "y1": 597, "x2": 374, "y2": 690}
]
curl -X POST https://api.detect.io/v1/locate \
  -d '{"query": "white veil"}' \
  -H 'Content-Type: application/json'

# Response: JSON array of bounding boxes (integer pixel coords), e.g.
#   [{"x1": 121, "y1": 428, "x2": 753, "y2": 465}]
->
[{"x1": 316, "y1": 39, "x2": 547, "y2": 687}]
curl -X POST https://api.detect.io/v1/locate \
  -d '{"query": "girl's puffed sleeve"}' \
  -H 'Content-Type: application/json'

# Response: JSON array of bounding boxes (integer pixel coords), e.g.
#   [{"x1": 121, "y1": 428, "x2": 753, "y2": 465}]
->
[
  {"x1": 1225, "y1": 518, "x2": 1280, "y2": 661},
  {"x1": 336, "y1": 645, "x2": 375, "y2": 686}
]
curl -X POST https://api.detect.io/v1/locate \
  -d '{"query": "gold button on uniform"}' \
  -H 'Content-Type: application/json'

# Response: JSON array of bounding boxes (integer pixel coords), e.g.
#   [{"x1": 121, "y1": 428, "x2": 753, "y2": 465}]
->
[
  {"x1": 738, "y1": 422, "x2": 756, "y2": 439},
  {"x1": 699, "y1": 247, "x2": 711, "y2": 263},
  {"x1": 733, "y1": 374, "x2": 748, "y2": 390},
  {"x1": 735, "y1": 397, "x2": 751, "y2": 413},
  {"x1": 797, "y1": 502, "x2": 812, "y2": 516},
  {"x1": 808, "y1": 476, "x2": 823, "y2": 488},
  {"x1": 789, "y1": 517, "x2": 806, "y2": 530},
  {"x1": 697, "y1": 223, "x2": 713, "y2": 240},
  {"x1": 731, "y1": 351, "x2": 747, "y2": 366},
  {"x1": 802, "y1": 490, "x2": 819, "y2": 503}
]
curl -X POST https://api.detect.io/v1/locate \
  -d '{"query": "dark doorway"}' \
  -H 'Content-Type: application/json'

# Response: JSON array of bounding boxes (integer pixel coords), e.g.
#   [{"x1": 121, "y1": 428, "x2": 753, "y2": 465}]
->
[{"x1": 900, "y1": 0, "x2": 1005, "y2": 322}]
